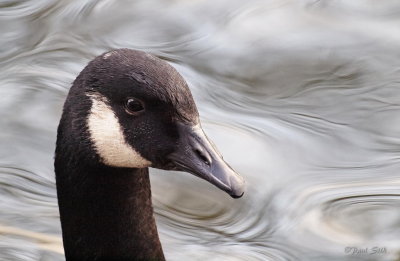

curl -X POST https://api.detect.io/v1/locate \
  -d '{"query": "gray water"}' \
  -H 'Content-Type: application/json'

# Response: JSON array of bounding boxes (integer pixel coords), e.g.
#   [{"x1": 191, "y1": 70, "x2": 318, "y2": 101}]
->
[{"x1": 1, "y1": 0, "x2": 400, "y2": 260}]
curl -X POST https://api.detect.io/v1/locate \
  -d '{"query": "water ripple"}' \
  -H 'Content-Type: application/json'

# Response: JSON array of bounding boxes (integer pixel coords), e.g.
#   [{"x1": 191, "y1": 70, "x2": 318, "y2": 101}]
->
[{"x1": 2, "y1": 0, "x2": 400, "y2": 260}]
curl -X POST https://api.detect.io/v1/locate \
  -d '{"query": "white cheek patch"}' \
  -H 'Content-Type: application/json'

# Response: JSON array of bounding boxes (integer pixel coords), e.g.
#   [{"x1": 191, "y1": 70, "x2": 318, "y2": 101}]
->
[{"x1": 87, "y1": 93, "x2": 152, "y2": 168}]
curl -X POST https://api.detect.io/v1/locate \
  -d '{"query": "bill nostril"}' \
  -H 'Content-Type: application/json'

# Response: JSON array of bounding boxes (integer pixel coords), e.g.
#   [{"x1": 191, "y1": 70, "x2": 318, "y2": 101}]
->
[{"x1": 194, "y1": 148, "x2": 211, "y2": 166}]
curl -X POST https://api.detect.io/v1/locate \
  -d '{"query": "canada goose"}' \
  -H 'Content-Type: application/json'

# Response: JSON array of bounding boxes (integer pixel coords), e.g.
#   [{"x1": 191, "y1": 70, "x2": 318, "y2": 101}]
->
[{"x1": 55, "y1": 49, "x2": 245, "y2": 260}]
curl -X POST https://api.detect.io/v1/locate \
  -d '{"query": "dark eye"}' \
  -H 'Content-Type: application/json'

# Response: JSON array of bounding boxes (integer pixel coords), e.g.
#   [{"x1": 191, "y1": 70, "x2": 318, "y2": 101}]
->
[{"x1": 125, "y1": 98, "x2": 144, "y2": 114}]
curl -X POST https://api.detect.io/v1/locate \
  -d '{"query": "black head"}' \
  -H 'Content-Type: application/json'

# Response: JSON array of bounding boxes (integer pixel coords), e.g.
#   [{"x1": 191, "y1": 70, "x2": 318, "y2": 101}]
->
[{"x1": 58, "y1": 49, "x2": 245, "y2": 198}]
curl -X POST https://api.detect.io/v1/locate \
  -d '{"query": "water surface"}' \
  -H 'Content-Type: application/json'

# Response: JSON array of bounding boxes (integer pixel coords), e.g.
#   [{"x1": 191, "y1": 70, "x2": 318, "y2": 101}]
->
[{"x1": 1, "y1": 0, "x2": 400, "y2": 260}]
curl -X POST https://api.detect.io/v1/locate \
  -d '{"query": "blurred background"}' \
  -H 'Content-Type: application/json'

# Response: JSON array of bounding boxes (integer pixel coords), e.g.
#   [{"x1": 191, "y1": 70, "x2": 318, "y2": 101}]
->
[{"x1": 1, "y1": 0, "x2": 400, "y2": 260}]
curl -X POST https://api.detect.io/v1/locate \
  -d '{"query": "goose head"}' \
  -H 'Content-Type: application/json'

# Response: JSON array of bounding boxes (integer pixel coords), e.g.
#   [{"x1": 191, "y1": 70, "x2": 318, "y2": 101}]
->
[{"x1": 68, "y1": 49, "x2": 245, "y2": 198}]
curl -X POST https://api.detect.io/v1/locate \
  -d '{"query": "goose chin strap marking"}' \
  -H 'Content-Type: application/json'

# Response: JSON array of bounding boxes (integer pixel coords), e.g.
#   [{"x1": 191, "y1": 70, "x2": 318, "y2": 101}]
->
[{"x1": 87, "y1": 93, "x2": 151, "y2": 168}]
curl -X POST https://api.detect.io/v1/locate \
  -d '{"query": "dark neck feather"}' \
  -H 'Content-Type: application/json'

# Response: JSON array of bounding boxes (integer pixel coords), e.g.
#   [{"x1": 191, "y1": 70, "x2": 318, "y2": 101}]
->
[{"x1": 55, "y1": 158, "x2": 165, "y2": 261}]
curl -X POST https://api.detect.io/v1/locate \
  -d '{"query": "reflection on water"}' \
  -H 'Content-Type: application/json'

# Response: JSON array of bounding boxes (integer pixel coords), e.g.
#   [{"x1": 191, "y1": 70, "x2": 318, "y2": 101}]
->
[{"x1": 1, "y1": 0, "x2": 400, "y2": 260}]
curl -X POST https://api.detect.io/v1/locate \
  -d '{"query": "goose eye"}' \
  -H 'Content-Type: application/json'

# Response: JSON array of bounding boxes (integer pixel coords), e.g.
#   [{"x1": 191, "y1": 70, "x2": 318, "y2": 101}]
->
[{"x1": 125, "y1": 98, "x2": 144, "y2": 114}]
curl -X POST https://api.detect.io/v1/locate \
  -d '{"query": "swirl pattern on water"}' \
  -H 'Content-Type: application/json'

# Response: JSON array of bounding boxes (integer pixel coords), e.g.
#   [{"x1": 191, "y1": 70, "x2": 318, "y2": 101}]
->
[{"x1": 1, "y1": 0, "x2": 400, "y2": 260}]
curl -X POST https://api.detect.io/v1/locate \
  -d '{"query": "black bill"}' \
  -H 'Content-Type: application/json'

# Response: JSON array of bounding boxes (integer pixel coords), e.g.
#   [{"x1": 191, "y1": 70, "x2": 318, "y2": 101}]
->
[{"x1": 168, "y1": 123, "x2": 245, "y2": 198}]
